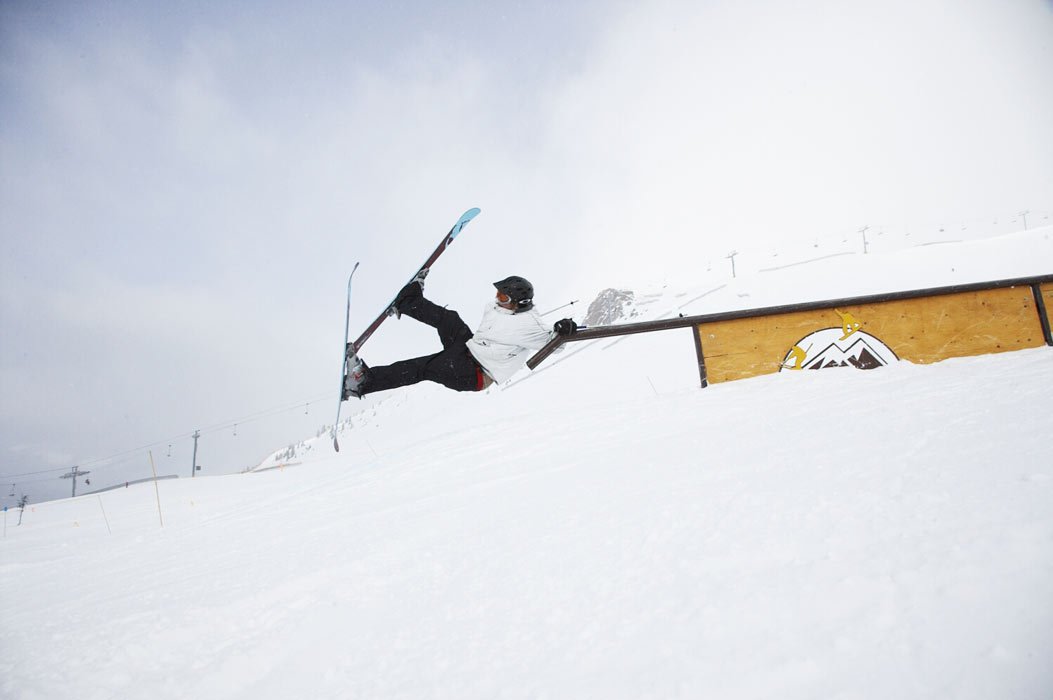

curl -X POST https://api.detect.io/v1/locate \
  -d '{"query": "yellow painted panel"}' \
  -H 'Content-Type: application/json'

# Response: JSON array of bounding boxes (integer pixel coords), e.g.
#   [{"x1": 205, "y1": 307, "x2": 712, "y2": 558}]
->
[
  {"x1": 697, "y1": 285, "x2": 1045, "y2": 385},
  {"x1": 1042, "y1": 282, "x2": 1053, "y2": 311}
]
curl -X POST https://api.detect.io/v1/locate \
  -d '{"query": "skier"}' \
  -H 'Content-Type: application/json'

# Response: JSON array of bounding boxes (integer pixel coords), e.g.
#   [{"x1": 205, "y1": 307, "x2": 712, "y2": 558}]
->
[{"x1": 343, "y1": 275, "x2": 578, "y2": 399}]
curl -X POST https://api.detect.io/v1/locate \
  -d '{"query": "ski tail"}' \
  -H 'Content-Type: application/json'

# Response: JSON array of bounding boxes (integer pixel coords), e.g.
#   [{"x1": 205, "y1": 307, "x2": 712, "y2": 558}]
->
[{"x1": 333, "y1": 262, "x2": 361, "y2": 452}]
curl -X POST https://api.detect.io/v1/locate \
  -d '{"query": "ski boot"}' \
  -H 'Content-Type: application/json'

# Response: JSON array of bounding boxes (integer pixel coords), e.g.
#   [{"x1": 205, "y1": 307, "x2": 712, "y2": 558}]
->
[
  {"x1": 387, "y1": 269, "x2": 429, "y2": 319},
  {"x1": 341, "y1": 345, "x2": 371, "y2": 400}
]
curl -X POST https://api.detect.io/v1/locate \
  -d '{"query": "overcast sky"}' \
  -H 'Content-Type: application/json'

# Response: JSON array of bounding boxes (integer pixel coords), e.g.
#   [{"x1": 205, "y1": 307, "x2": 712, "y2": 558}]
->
[{"x1": 2, "y1": 0, "x2": 1052, "y2": 505}]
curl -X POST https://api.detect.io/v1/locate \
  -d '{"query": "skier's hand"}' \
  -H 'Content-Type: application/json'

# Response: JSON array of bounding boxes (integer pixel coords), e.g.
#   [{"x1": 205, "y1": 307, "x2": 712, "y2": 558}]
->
[{"x1": 553, "y1": 318, "x2": 579, "y2": 336}]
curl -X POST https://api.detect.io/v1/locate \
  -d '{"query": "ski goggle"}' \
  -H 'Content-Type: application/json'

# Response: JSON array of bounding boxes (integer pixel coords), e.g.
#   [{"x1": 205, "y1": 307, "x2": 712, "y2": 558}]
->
[{"x1": 496, "y1": 291, "x2": 512, "y2": 303}]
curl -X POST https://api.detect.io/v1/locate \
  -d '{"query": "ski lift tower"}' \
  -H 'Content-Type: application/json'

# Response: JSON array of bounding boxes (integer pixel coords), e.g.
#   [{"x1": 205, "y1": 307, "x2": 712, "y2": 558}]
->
[
  {"x1": 726, "y1": 250, "x2": 739, "y2": 279},
  {"x1": 60, "y1": 466, "x2": 90, "y2": 498}
]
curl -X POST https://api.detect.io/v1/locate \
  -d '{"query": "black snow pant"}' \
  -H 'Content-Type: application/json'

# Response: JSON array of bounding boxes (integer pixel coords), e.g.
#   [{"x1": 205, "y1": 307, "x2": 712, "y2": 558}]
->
[{"x1": 361, "y1": 296, "x2": 485, "y2": 395}]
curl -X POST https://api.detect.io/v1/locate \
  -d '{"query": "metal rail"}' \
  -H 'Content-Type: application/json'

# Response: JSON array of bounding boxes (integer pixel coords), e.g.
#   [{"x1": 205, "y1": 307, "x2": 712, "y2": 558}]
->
[{"x1": 528, "y1": 273, "x2": 1053, "y2": 371}]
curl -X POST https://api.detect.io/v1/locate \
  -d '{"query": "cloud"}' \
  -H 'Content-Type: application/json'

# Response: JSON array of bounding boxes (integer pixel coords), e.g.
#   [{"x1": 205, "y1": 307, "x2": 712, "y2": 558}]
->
[{"x1": 537, "y1": 0, "x2": 1053, "y2": 285}]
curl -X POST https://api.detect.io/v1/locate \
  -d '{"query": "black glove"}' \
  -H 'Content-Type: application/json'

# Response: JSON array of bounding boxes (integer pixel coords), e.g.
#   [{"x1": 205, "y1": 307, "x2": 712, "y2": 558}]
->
[{"x1": 553, "y1": 318, "x2": 579, "y2": 336}]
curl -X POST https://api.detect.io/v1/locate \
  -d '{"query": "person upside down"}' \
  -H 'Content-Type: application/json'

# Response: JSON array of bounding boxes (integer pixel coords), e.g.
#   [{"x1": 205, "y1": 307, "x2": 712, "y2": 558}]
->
[{"x1": 342, "y1": 275, "x2": 578, "y2": 399}]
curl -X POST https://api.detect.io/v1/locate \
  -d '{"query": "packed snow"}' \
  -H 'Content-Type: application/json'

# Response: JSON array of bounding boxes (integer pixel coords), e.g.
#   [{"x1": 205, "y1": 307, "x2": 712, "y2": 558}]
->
[{"x1": 2, "y1": 229, "x2": 1052, "y2": 699}]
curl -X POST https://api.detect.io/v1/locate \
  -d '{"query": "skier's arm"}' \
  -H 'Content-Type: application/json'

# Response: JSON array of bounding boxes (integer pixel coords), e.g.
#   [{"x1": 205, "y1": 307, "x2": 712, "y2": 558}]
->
[{"x1": 519, "y1": 312, "x2": 557, "y2": 349}]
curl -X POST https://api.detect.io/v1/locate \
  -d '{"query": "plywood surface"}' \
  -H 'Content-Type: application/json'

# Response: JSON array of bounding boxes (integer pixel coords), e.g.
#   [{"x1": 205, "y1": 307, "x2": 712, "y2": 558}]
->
[{"x1": 697, "y1": 285, "x2": 1045, "y2": 384}]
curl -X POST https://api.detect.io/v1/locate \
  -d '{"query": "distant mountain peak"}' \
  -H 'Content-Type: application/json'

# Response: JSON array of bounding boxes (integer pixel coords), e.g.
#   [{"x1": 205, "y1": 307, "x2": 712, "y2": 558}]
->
[{"x1": 582, "y1": 288, "x2": 639, "y2": 326}]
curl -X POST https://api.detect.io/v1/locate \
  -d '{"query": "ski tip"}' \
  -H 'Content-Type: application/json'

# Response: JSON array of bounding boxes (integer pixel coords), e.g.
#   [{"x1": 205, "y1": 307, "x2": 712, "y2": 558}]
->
[{"x1": 448, "y1": 208, "x2": 481, "y2": 241}]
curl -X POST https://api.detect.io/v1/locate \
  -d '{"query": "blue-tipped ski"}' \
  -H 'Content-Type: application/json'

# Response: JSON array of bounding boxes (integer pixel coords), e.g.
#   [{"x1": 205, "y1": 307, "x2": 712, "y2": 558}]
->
[
  {"x1": 350, "y1": 208, "x2": 480, "y2": 354},
  {"x1": 333, "y1": 262, "x2": 360, "y2": 452}
]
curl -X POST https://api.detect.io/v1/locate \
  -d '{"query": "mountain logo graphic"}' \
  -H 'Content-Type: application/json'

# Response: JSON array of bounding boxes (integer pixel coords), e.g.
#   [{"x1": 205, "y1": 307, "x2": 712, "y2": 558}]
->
[{"x1": 780, "y1": 327, "x2": 899, "y2": 371}]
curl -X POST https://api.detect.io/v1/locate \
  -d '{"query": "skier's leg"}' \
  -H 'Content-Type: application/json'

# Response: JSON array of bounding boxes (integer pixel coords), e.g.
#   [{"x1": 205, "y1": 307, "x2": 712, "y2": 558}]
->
[
  {"x1": 358, "y1": 354, "x2": 435, "y2": 395},
  {"x1": 398, "y1": 296, "x2": 473, "y2": 349},
  {"x1": 421, "y1": 347, "x2": 485, "y2": 392},
  {"x1": 359, "y1": 348, "x2": 483, "y2": 396}
]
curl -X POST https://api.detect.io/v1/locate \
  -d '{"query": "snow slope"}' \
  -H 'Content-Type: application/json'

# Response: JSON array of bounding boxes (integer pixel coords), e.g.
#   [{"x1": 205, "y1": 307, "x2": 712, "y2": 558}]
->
[{"x1": 2, "y1": 230, "x2": 1052, "y2": 699}]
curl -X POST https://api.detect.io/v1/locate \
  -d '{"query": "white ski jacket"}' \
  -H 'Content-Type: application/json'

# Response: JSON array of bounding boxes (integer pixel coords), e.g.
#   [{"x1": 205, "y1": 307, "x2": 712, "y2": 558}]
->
[{"x1": 467, "y1": 303, "x2": 554, "y2": 384}]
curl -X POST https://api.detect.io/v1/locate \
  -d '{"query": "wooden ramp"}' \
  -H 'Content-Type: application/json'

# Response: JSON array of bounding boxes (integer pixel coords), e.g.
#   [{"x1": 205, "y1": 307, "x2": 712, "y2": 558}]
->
[{"x1": 528, "y1": 275, "x2": 1053, "y2": 388}]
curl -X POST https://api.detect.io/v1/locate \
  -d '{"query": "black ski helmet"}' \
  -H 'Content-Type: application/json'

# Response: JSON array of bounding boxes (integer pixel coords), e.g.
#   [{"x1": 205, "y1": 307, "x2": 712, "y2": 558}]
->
[{"x1": 493, "y1": 275, "x2": 534, "y2": 311}]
